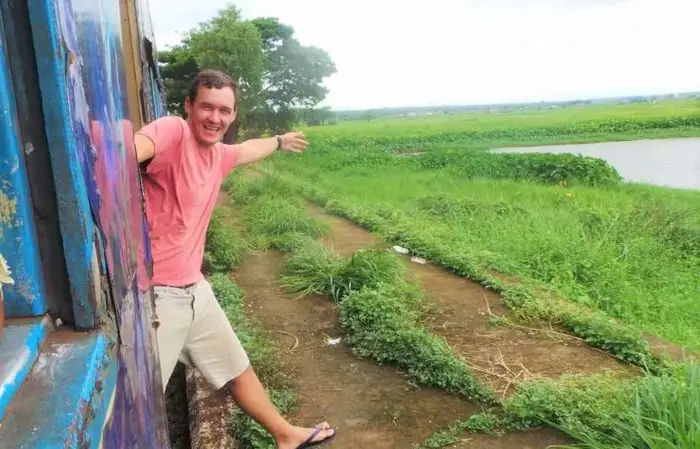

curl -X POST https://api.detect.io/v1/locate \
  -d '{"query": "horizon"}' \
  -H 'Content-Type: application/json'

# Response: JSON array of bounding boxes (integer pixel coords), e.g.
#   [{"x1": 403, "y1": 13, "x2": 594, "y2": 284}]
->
[
  {"x1": 148, "y1": 0, "x2": 700, "y2": 110},
  {"x1": 327, "y1": 91, "x2": 700, "y2": 113}
]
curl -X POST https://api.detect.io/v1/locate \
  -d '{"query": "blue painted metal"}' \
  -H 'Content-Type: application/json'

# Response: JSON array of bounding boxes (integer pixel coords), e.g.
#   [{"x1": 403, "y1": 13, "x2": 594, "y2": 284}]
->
[
  {"x1": 0, "y1": 316, "x2": 52, "y2": 421},
  {"x1": 0, "y1": 17, "x2": 48, "y2": 317},
  {"x1": 26, "y1": 0, "x2": 96, "y2": 329},
  {"x1": 0, "y1": 331, "x2": 116, "y2": 448},
  {"x1": 1, "y1": 0, "x2": 170, "y2": 446},
  {"x1": 24, "y1": 0, "x2": 170, "y2": 446}
]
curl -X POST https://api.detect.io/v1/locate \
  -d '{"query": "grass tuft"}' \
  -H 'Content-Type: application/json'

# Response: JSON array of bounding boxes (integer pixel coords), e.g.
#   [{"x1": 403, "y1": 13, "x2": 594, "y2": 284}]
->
[
  {"x1": 339, "y1": 282, "x2": 495, "y2": 404},
  {"x1": 243, "y1": 196, "x2": 328, "y2": 240},
  {"x1": 549, "y1": 364, "x2": 700, "y2": 449},
  {"x1": 203, "y1": 209, "x2": 247, "y2": 274}
]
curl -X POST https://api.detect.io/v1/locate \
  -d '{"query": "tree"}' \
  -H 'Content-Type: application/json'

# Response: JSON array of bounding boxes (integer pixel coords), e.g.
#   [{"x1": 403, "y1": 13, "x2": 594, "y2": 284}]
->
[
  {"x1": 157, "y1": 5, "x2": 336, "y2": 139},
  {"x1": 250, "y1": 18, "x2": 336, "y2": 133},
  {"x1": 298, "y1": 106, "x2": 335, "y2": 126},
  {"x1": 159, "y1": 45, "x2": 198, "y2": 116}
]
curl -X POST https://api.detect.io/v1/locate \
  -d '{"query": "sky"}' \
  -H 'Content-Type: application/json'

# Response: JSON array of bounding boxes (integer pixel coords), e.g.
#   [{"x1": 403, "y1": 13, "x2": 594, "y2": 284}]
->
[{"x1": 146, "y1": 0, "x2": 700, "y2": 110}]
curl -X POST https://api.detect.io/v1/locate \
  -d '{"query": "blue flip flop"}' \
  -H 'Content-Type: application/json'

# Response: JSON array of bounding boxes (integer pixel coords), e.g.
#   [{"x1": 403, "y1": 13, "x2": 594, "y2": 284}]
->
[{"x1": 296, "y1": 426, "x2": 336, "y2": 448}]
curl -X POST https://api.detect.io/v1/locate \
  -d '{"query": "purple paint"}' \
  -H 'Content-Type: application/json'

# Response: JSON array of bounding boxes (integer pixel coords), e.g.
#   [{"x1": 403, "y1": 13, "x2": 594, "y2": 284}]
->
[{"x1": 54, "y1": 0, "x2": 170, "y2": 446}]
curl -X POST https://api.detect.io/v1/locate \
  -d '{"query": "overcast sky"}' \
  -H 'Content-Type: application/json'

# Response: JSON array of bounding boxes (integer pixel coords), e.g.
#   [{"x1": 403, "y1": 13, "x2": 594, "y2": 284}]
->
[{"x1": 147, "y1": 0, "x2": 700, "y2": 110}]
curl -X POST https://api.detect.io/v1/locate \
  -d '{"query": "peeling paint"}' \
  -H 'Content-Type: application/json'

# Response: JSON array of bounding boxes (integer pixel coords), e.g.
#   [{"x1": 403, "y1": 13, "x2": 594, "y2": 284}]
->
[
  {"x1": 23, "y1": 0, "x2": 170, "y2": 445},
  {"x1": 0, "y1": 315, "x2": 52, "y2": 421},
  {"x1": 0, "y1": 189, "x2": 17, "y2": 224},
  {"x1": 0, "y1": 27, "x2": 48, "y2": 316}
]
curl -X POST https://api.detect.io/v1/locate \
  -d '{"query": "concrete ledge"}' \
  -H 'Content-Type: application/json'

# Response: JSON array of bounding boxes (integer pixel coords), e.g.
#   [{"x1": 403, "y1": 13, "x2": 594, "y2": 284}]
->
[{"x1": 186, "y1": 366, "x2": 238, "y2": 449}]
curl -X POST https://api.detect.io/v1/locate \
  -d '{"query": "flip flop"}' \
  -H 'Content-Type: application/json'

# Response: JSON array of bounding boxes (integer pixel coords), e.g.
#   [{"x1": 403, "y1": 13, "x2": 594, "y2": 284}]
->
[{"x1": 296, "y1": 425, "x2": 336, "y2": 449}]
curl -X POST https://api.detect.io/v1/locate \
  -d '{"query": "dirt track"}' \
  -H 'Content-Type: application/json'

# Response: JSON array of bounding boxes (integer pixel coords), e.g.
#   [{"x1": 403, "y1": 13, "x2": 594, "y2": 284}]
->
[{"x1": 222, "y1": 191, "x2": 586, "y2": 448}]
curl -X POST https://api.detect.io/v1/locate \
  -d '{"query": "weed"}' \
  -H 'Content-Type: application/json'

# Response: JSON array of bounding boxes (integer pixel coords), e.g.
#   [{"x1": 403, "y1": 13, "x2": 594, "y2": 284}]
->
[
  {"x1": 243, "y1": 196, "x2": 328, "y2": 239},
  {"x1": 548, "y1": 364, "x2": 700, "y2": 449},
  {"x1": 280, "y1": 240, "x2": 346, "y2": 299},
  {"x1": 339, "y1": 282, "x2": 495, "y2": 404},
  {"x1": 282, "y1": 245, "x2": 406, "y2": 302},
  {"x1": 203, "y1": 209, "x2": 247, "y2": 273},
  {"x1": 205, "y1": 210, "x2": 297, "y2": 449},
  {"x1": 232, "y1": 178, "x2": 495, "y2": 404}
]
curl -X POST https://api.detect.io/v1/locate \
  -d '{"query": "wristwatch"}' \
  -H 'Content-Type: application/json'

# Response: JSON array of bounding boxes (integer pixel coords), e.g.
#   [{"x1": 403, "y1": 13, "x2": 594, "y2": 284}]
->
[{"x1": 275, "y1": 135, "x2": 283, "y2": 150}]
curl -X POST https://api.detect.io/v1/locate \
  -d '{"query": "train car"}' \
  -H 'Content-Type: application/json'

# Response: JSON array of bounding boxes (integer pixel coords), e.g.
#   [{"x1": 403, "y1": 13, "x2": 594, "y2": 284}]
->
[{"x1": 0, "y1": 0, "x2": 170, "y2": 447}]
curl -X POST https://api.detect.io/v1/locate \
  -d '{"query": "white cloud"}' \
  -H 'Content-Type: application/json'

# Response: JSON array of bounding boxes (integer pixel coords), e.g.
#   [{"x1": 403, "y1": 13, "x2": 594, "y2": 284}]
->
[{"x1": 147, "y1": 0, "x2": 700, "y2": 110}]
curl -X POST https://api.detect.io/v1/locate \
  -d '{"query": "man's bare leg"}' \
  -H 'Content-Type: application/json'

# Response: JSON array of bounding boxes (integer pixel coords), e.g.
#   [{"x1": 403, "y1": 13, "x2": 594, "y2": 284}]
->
[{"x1": 230, "y1": 366, "x2": 335, "y2": 449}]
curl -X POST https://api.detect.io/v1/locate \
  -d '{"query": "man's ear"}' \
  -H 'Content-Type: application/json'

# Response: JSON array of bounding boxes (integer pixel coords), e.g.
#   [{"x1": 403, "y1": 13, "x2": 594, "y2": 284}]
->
[{"x1": 184, "y1": 96, "x2": 192, "y2": 116}]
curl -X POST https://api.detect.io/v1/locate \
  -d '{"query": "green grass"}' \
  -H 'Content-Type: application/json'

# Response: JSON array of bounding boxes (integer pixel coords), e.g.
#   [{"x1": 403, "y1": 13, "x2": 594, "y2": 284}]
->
[
  {"x1": 419, "y1": 364, "x2": 700, "y2": 449},
  {"x1": 282, "y1": 245, "x2": 406, "y2": 302},
  {"x1": 203, "y1": 208, "x2": 247, "y2": 273},
  {"x1": 254, "y1": 99, "x2": 700, "y2": 447},
  {"x1": 225, "y1": 173, "x2": 699, "y2": 449},
  {"x1": 549, "y1": 364, "x2": 700, "y2": 449},
  {"x1": 261, "y1": 173, "x2": 664, "y2": 368},
  {"x1": 204, "y1": 212, "x2": 297, "y2": 449},
  {"x1": 260, "y1": 127, "x2": 700, "y2": 352},
  {"x1": 338, "y1": 281, "x2": 494, "y2": 404},
  {"x1": 242, "y1": 196, "x2": 329, "y2": 238},
  {"x1": 303, "y1": 99, "x2": 700, "y2": 143},
  {"x1": 229, "y1": 175, "x2": 496, "y2": 405}
]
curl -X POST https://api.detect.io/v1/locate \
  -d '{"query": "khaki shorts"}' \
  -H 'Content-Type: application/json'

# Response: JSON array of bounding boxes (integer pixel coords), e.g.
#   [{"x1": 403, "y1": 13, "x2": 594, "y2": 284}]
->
[{"x1": 154, "y1": 280, "x2": 250, "y2": 391}]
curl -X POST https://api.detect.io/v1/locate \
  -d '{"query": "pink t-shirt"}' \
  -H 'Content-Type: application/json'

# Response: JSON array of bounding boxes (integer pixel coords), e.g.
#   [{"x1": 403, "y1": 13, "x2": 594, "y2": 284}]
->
[{"x1": 137, "y1": 116, "x2": 240, "y2": 286}]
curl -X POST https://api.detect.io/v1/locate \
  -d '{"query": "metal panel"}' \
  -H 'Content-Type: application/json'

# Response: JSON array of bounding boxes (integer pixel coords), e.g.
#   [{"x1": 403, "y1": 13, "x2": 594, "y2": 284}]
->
[
  {"x1": 0, "y1": 316, "x2": 52, "y2": 421},
  {"x1": 27, "y1": 0, "x2": 170, "y2": 446},
  {"x1": 27, "y1": 0, "x2": 98, "y2": 328},
  {"x1": 0, "y1": 0, "x2": 73, "y2": 323},
  {"x1": 0, "y1": 9, "x2": 48, "y2": 318},
  {"x1": 0, "y1": 330, "x2": 118, "y2": 448}
]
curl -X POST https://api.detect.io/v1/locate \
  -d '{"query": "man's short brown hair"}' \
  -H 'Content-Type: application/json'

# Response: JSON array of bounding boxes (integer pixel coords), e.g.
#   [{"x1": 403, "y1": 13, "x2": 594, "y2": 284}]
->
[{"x1": 188, "y1": 70, "x2": 239, "y2": 109}]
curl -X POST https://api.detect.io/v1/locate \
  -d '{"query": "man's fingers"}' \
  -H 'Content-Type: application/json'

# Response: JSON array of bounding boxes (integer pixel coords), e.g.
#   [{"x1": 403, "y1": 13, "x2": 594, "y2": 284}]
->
[
  {"x1": 280, "y1": 132, "x2": 308, "y2": 153},
  {"x1": 293, "y1": 138, "x2": 309, "y2": 148}
]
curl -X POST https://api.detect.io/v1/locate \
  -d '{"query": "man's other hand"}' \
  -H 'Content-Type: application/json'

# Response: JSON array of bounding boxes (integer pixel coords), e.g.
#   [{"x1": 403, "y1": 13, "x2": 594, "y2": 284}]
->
[{"x1": 279, "y1": 132, "x2": 309, "y2": 153}]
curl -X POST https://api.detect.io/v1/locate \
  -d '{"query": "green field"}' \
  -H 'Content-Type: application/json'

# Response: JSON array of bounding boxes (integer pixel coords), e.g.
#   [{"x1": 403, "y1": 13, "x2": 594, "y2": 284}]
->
[
  {"x1": 219, "y1": 98, "x2": 700, "y2": 448},
  {"x1": 260, "y1": 99, "x2": 700, "y2": 351},
  {"x1": 313, "y1": 99, "x2": 700, "y2": 139}
]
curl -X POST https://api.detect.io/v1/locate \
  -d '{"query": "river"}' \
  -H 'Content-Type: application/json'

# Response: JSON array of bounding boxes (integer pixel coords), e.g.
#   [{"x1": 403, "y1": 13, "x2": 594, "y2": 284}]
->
[{"x1": 493, "y1": 137, "x2": 700, "y2": 190}]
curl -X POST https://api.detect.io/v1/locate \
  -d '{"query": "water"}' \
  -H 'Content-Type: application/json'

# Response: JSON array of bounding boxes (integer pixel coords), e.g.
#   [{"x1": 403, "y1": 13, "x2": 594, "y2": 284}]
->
[{"x1": 493, "y1": 137, "x2": 700, "y2": 190}]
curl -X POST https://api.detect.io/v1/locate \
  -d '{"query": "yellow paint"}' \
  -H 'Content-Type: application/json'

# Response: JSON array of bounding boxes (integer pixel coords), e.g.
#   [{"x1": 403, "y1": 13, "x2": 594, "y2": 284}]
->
[
  {"x1": 0, "y1": 254, "x2": 14, "y2": 286},
  {"x1": 0, "y1": 190, "x2": 17, "y2": 225}
]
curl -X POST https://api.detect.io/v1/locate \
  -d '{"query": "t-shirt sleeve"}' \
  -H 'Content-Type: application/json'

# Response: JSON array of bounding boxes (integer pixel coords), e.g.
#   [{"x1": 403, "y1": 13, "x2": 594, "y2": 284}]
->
[
  {"x1": 220, "y1": 143, "x2": 242, "y2": 177},
  {"x1": 136, "y1": 116, "x2": 185, "y2": 174}
]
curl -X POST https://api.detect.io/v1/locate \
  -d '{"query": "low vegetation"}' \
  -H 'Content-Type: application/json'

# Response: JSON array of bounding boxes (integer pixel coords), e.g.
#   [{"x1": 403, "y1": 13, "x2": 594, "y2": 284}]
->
[
  {"x1": 204, "y1": 212, "x2": 297, "y2": 449},
  {"x1": 259, "y1": 101, "x2": 700, "y2": 353},
  {"x1": 226, "y1": 182, "x2": 496, "y2": 404},
  {"x1": 207, "y1": 100, "x2": 700, "y2": 448},
  {"x1": 223, "y1": 174, "x2": 699, "y2": 448},
  {"x1": 238, "y1": 100, "x2": 700, "y2": 448}
]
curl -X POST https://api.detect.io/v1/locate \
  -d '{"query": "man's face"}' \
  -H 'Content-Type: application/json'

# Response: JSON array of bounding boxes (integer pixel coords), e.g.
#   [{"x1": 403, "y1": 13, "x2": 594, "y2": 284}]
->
[{"x1": 185, "y1": 86, "x2": 237, "y2": 146}]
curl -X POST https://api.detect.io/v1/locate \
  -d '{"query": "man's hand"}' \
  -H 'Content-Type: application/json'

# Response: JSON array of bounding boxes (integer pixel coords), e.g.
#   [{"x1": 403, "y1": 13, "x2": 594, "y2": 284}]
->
[
  {"x1": 236, "y1": 132, "x2": 309, "y2": 166},
  {"x1": 279, "y1": 132, "x2": 309, "y2": 153}
]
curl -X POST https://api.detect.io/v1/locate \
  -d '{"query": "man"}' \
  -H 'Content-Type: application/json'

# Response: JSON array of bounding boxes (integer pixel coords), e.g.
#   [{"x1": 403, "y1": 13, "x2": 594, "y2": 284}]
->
[{"x1": 134, "y1": 70, "x2": 335, "y2": 449}]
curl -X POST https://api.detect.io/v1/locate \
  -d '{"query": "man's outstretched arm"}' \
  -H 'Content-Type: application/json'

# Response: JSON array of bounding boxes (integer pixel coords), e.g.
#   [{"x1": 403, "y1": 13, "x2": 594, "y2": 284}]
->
[{"x1": 235, "y1": 132, "x2": 309, "y2": 166}]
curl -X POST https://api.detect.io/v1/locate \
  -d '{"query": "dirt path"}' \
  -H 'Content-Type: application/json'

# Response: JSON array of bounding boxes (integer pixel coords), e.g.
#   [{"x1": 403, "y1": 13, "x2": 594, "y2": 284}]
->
[
  {"x1": 307, "y1": 205, "x2": 634, "y2": 397},
  {"x1": 234, "y1": 251, "x2": 482, "y2": 448},
  {"x1": 212, "y1": 189, "x2": 573, "y2": 447}
]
